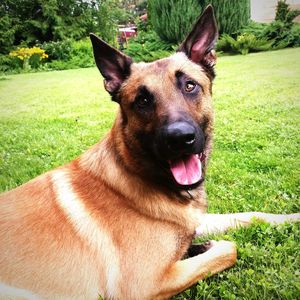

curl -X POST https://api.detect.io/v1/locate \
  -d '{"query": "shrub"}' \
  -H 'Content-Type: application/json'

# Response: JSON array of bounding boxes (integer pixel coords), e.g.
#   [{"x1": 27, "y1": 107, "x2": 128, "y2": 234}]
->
[
  {"x1": 0, "y1": 54, "x2": 21, "y2": 74},
  {"x1": 237, "y1": 0, "x2": 300, "y2": 51},
  {"x1": 2, "y1": 37, "x2": 94, "y2": 73},
  {"x1": 286, "y1": 24, "x2": 300, "y2": 47},
  {"x1": 275, "y1": 0, "x2": 300, "y2": 24},
  {"x1": 39, "y1": 40, "x2": 72, "y2": 61},
  {"x1": 44, "y1": 38, "x2": 94, "y2": 70},
  {"x1": 275, "y1": 0, "x2": 290, "y2": 22},
  {"x1": 148, "y1": 0, "x2": 251, "y2": 43},
  {"x1": 68, "y1": 39, "x2": 94, "y2": 68},
  {"x1": 124, "y1": 28, "x2": 175, "y2": 62},
  {"x1": 209, "y1": 0, "x2": 250, "y2": 35},
  {"x1": 259, "y1": 21, "x2": 300, "y2": 49},
  {"x1": 216, "y1": 34, "x2": 237, "y2": 53},
  {"x1": 239, "y1": 21, "x2": 268, "y2": 38},
  {"x1": 148, "y1": 0, "x2": 202, "y2": 44},
  {"x1": 9, "y1": 46, "x2": 48, "y2": 70},
  {"x1": 262, "y1": 0, "x2": 300, "y2": 48},
  {"x1": 217, "y1": 33, "x2": 273, "y2": 55}
]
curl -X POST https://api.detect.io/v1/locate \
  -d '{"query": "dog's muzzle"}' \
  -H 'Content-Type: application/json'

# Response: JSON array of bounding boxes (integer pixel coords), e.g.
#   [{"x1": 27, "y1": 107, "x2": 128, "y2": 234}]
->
[{"x1": 156, "y1": 120, "x2": 205, "y2": 187}]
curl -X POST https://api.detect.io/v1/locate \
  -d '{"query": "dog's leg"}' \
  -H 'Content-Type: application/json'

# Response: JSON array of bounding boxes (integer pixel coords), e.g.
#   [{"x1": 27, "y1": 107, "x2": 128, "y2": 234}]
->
[
  {"x1": 196, "y1": 212, "x2": 300, "y2": 236},
  {"x1": 155, "y1": 240, "x2": 237, "y2": 299}
]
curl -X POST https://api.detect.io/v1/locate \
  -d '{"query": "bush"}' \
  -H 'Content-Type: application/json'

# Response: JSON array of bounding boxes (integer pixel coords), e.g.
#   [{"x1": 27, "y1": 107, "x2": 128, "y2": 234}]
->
[
  {"x1": 209, "y1": 0, "x2": 250, "y2": 35},
  {"x1": 44, "y1": 38, "x2": 94, "y2": 70},
  {"x1": 275, "y1": 0, "x2": 290, "y2": 22},
  {"x1": 148, "y1": 0, "x2": 202, "y2": 44},
  {"x1": 275, "y1": 0, "x2": 300, "y2": 24},
  {"x1": 260, "y1": 0, "x2": 300, "y2": 48},
  {"x1": 148, "y1": 0, "x2": 251, "y2": 44},
  {"x1": 217, "y1": 33, "x2": 273, "y2": 55},
  {"x1": 39, "y1": 40, "x2": 73, "y2": 61},
  {"x1": 286, "y1": 24, "x2": 300, "y2": 47},
  {"x1": 69, "y1": 39, "x2": 94, "y2": 68},
  {"x1": 239, "y1": 21, "x2": 268, "y2": 38},
  {"x1": 9, "y1": 46, "x2": 48, "y2": 70},
  {"x1": 1, "y1": 37, "x2": 93, "y2": 73},
  {"x1": 0, "y1": 54, "x2": 21, "y2": 74},
  {"x1": 124, "y1": 27, "x2": 175, "y2": 62},
  {"x1": 257, "y1": 20, "x2": 300, "y2": 49},
  {"x1": 236, "y1": 0, "x2": 300, "y2": 52}
]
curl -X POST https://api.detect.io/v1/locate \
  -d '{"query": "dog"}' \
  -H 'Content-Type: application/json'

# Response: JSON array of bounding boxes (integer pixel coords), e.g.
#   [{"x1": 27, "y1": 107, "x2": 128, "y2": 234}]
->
[{"x1": 0, "y1": 5, "x2": 299, "y2": 300}]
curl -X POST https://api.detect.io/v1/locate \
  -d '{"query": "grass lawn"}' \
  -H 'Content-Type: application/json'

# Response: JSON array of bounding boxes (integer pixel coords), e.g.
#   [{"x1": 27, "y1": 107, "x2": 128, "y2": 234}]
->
[{"x1": 0, "y1": 48, "x2": 300, "y2": 299}]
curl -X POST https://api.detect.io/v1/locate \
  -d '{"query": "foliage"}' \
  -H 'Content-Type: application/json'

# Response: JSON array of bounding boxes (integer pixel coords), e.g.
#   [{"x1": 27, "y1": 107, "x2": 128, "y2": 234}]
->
[
  {"x1": 0, "y1": 49, "x2": 299, "y2": 298},
  {"x1": 68, "y1": 39, "x2": 94, "y2": 67},
  {"x1": 207, "y1": 0, "x2": 250, "y2": 35},
  {"x1": 275, "y1": 0, "x2": 300, "y2": 24},
  {"x1": 217, "y1": 33, "x2": 273, "y2": 55},
  {"x1": 286, "y1": 23, "x2": 300, "y2": 47},
  {"x1": 0, "y1": 54, "x2": 21, "y2": 74},
  {"x1": 1, "y1": 38, "x2": 93, "y2": 72},
  {"x1": 9, "y1": 46, "x2": 48, "y2": 70},
  {"x1": 267, "y1": 22, "x2": 300, "y2": 49},
  {"x1": 236, "y1": 0, "x2": 300, "y2": 52},
  {"x1": 39, "y1": 40, "x2": 73, "y2": 61},
  {"x1": 148, "y1": 0, "x2": 250, "y2": 43},
  {"x1": 44, "y1": 39, "x2": 94, "y2": 70},
  {"x1": 0, "y1": 14, "x2": 15, "y2": 54},
  {"x1": 239, "y1": 21, "x2": 269, "y2": 37},
  {"x1": 124, "y1": 28, "x2": 175, "y2": 62},
  {"x1": 275, "y1": 0, "x2": 290, "y2": 22},
  {"x1": 113, "y1": 0, "x2": 145, "y2": 23},
  {"x1": 148, "y1": 0, "x2": 202, "y2": 44},
  {"x1": 0, "y1": 0, "x2": 125, "y2": 55},
  {"x1": 257, "y1": 0, "x2": 300, "y2": 49}
]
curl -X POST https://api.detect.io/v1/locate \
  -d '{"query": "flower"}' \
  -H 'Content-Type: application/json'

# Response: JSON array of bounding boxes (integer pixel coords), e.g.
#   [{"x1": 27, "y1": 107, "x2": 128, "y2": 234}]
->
[{"x1": 9, "y1": 46, "x2": 48, "y2": 62}]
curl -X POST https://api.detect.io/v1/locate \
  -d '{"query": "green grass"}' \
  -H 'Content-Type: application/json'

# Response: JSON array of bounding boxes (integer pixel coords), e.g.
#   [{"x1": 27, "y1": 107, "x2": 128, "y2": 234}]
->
[{"x1": 1, "y1": 48, "x2": 300, "y2": 299}]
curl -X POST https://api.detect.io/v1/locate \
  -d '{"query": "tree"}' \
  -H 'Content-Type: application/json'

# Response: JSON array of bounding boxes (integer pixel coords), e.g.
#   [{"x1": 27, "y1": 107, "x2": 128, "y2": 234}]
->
[{"x1": 0, "y1": 0, "x2": 121, "y2": 54}]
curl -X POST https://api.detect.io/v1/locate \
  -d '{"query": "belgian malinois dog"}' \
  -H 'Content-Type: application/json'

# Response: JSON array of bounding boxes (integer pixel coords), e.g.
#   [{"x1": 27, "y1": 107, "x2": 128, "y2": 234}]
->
[{"x1": 0, "y1": 5, "x2": 299, "y2": 300}]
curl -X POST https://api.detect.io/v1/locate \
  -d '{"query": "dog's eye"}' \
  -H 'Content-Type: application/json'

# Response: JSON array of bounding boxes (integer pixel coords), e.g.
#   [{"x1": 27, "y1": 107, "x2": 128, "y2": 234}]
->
[
  {"x1": 137, "y1": 97, "x2": 151, "y2": 108},
  {"x1": 134, "y1": 96, "x2": 154, "y2": 112},
  {"x1": 134, "y1": 86, "x2": 155, "y2": 113},
  {"x1": 185, "y1": 81, "x2": 196, "y2": 93}
]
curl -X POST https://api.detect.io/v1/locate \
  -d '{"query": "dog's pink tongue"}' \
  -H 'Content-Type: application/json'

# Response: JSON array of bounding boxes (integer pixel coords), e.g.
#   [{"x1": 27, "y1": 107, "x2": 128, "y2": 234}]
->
[{"x1": 169, "y1": 155, "x2": 202, "y2": 185}]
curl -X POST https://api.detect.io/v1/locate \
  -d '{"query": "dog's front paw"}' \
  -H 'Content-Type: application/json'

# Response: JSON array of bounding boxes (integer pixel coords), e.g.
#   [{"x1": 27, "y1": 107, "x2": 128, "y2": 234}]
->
[
  {"x1": 208, "y1": 240, "x2": 237, "y2": 265},
  {"x1": 257, "y1": 212, "x2": 300, "y2": 224}
]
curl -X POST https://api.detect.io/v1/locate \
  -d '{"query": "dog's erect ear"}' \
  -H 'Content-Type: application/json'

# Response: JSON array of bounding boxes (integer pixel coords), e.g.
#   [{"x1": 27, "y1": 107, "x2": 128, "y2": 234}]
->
[
  {"x1": 90, "y1": 33, "x2": 133, "y2": 97},
  {"x1": 178, "y1": 5, "x2": 218, "y2": 68}
]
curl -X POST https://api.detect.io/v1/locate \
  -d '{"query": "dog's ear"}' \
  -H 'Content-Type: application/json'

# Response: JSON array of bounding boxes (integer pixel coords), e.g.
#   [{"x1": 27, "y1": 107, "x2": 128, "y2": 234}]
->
[
  {"x1": 90, "y1": 34, "x2": 133, "y2": 97},
  {"x1": 178, "y1": 5, "x2": 218, "y2": 69}
]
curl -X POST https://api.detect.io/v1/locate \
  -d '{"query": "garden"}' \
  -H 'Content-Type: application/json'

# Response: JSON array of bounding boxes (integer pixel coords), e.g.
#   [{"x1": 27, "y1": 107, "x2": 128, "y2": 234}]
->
[
  {"x1": 0, "y1": 0, "x2": 300, "y2": 299},
  {"x1": 0, "y1": 0, "x2": 300, "y2": 73}
]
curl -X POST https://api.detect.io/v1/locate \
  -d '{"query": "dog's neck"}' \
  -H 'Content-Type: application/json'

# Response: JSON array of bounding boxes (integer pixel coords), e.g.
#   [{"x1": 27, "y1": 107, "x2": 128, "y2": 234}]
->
[{"x1": 78, "y1": 129, "x2": 207, "y2": 231}]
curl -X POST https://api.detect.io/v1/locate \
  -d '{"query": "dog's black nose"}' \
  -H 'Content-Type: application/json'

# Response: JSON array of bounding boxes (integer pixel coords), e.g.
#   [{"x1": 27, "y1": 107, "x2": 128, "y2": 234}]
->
[{"x1": 165, "y1": 122, "x2": 196, "y2": 151}]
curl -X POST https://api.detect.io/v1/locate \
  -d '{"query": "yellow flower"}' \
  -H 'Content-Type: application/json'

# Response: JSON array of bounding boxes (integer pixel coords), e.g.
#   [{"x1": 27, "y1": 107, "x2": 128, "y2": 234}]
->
[{"x1": 9, "y1": 46, "x2": 48, "y2": 62}]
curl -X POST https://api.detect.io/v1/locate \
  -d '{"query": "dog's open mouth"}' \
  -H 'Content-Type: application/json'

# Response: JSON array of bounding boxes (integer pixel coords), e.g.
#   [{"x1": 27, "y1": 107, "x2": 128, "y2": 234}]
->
[{"x1": 169, "y1": 153, "x2": 204, "y2": 186}]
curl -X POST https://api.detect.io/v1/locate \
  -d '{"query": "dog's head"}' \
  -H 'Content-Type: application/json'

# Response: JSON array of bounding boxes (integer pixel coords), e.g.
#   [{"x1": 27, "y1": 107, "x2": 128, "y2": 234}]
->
[{"x1": 90, "y1": 6, "x2": 218, "y2": 192}]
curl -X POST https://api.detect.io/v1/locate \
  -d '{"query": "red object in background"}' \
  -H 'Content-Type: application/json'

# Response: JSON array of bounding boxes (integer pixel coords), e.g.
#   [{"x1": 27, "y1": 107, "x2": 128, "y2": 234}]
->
[{"x1": 119, "y1": 27, "x2": 137, "y2": 39}]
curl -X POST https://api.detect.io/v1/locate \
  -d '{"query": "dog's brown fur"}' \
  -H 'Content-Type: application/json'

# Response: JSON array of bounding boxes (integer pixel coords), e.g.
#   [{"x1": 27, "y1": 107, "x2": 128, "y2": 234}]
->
[{"x1": 0, "y1": 6, "x2": 299, "y2": 300}]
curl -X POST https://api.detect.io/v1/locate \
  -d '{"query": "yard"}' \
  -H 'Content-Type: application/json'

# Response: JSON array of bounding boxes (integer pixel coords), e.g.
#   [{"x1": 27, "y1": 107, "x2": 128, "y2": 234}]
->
[{"x1": 0, "y1": 48, "x2": 299, "y2": 299}]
